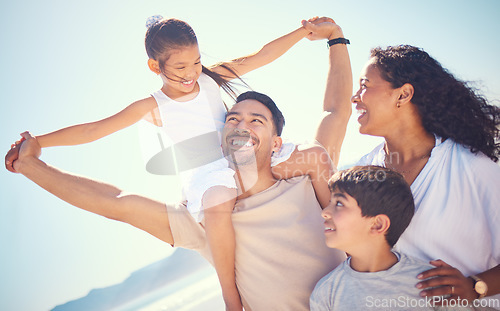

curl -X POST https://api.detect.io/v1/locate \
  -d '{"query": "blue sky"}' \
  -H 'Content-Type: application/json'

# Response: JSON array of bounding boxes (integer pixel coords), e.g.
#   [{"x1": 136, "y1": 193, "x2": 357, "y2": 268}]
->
[{"x1": 1, "y1": 0, "x2": 499, "y2": 310}]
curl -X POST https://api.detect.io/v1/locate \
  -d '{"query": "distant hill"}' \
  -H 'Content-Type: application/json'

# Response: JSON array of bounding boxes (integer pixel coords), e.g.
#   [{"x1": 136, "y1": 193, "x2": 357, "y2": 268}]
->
[{"x1": 52, "y1": 248, "x2": 221, "y2": 311}]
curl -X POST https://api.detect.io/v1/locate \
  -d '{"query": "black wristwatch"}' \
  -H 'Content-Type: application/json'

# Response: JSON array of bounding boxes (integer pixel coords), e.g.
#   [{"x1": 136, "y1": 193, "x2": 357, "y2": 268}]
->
[{"x1": 327, "y1": 38, "x2": 350, "y2": 48}]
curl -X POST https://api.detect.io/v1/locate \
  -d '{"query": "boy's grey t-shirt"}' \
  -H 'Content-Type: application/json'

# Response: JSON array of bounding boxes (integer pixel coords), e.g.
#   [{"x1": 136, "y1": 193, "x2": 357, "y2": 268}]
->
[{"x1": 310, "y1": 252, "x2": 475, "y2": 311}]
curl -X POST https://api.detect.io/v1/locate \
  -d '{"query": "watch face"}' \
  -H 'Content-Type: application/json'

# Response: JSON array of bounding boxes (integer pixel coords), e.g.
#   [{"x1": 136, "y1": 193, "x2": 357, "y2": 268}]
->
[{"x1": 475, "y1": 281, "x2": 488, "y2": 295}]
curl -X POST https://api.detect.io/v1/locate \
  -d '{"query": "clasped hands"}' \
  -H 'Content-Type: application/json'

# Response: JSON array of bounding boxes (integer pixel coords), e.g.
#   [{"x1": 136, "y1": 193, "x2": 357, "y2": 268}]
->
[
  {"x1": 5, "y1": 131, "x2": 41, "y2": 173},
  {"x1": 302, "y1": 16, "x2": 344, "y2": 41}
]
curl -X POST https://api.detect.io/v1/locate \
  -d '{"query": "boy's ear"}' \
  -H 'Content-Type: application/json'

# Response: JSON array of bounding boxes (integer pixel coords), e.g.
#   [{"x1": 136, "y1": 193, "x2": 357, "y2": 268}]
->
[
  {"x1": 148, "y1": 59, "x2": 162, "y2": 75},
  {"x1": 370, "y1": 214, "x2": 391, "y2": 235}
]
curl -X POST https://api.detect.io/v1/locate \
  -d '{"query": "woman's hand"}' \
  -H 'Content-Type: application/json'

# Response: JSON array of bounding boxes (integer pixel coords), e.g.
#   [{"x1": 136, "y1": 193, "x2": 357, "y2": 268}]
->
[{"x1": 416, "y1": 259, "x2": 478, "y2": 303}]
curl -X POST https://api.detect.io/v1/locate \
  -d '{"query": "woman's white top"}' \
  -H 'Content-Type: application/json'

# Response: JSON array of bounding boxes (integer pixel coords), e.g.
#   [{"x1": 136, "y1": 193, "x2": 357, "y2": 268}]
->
[{"x1": 358, "y1": 136, "x2": 500, "y2": 278}]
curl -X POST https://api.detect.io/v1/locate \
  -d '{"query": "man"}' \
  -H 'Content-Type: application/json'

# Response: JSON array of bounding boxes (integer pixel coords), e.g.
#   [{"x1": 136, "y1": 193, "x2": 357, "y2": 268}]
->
[{"x1": 8, "y1": 20, "x2": 352, "y2": 310}]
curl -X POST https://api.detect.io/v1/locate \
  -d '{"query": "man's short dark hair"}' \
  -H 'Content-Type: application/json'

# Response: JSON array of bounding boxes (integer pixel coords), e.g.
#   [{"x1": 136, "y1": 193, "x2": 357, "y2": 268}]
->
[
  {"x1": 329, "y1": 166, "x2": 415, "y2": 247},
  {"x1": 235, "y1": 91, "x2": 285, "y2": 136}
]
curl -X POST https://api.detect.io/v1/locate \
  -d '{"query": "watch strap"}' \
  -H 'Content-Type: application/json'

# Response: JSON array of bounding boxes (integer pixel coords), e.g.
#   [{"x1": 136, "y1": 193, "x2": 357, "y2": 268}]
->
[{"x1": 327, "y1": 38, "x2": 350, "y2": 48}]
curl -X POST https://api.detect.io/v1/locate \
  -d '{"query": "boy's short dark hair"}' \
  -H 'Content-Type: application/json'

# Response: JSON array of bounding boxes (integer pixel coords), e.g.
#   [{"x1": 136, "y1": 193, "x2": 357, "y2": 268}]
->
[
  {"x1": 235, "y1": 91, "x2": 285, "y2": 136},
  {"x1": 329, "y1": 166, "x2": 415, "y2": 247}
]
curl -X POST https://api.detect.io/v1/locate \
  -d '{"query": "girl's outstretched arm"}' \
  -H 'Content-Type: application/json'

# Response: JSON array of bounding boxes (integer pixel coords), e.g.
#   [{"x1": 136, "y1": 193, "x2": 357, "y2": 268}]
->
[
  {"x1": 209, "y1": 24, "x2": 309, "y2": 79},
  {"x1": 36, "y1": 97, "x2": 158, "y2": 147},
  {"x1": 5, "y1": 97, "x2": 158, "y2": 172}
]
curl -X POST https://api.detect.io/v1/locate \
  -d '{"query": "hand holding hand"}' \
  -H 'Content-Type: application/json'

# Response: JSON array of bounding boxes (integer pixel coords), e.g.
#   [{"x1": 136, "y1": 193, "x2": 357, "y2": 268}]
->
[
  {"x1": 416, "y1": 259, "x2": 477, "y2": 303},
  {"x1": 307, "y1": 16, "x2": 335, "y2": 25},
  {"x1": 301, "y1": 17, "x2": 344, "y2": 41},
  {"x1": 11, "y1": 132, "x2": 42, "y2": 173},
  {"x1": 5, "y1": 136, "x2": 26, "y2": 173}
]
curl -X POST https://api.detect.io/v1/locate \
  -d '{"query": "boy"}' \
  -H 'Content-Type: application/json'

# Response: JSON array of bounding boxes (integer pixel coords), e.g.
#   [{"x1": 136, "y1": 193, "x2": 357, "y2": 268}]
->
[{"x1": 310, "y1": 166, "x2": 474, "y2": 311}]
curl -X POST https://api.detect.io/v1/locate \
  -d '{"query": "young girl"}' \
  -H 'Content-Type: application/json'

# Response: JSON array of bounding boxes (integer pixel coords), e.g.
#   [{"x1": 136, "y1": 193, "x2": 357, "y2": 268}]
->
[{"x1": 6, "y1": 15, "x2": 327, "y2": 310}]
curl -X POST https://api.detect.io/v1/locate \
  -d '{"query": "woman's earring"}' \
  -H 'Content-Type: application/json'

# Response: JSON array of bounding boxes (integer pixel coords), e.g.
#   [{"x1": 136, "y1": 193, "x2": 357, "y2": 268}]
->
[{"x1": 397, "y1": 102, "x2": 401, "y2": 108}]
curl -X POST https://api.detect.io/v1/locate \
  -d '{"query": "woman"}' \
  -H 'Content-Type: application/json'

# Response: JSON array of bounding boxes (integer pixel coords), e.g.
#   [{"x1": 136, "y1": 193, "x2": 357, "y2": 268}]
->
[{"x1": 354, "y1": 45, "x2": 500, "y2": 305}]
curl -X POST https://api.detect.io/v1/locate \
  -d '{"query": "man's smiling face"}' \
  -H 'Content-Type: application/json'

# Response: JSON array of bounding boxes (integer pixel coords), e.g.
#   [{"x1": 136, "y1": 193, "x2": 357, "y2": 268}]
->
[{"x1": 222, "y1": 99, "x2": 281, "y2": 168}]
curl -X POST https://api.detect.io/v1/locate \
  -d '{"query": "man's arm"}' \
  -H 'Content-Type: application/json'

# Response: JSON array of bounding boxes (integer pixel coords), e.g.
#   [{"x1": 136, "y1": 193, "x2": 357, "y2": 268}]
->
[
  {"x1": 14, "y1": 132, "x2": 174, "y2": 245},
  {"x1": 303, "y1": 19, "x2": 353, "y2": 168},
  {"x1": 271, "y1": 19, "x2": 352, "y2": 207}
]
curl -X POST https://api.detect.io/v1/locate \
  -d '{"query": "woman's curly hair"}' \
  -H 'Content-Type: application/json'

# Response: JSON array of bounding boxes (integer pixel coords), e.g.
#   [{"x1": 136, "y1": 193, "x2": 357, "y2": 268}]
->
[{"x1": 370, "y1": 45, "x2": 500, "y2": 162}]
